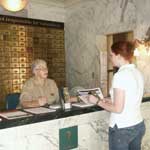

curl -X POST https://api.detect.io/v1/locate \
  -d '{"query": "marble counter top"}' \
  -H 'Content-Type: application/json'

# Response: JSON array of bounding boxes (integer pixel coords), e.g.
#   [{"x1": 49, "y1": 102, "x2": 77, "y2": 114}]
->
[
  {"x1": 0, "y1": 98, "x2": 150, "y2": 150},
  {"x1": 0, "y1": 97, "x2": 149, "y2": 130},
  {"x1": 0, "y1": 105, "x2": 102, "y2": 130}
]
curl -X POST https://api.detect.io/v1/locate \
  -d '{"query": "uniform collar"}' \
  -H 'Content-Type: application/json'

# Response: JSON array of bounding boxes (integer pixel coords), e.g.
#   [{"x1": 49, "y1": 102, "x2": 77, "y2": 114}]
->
[{"x1": 32, "y1": 76, "x2": 46, "y2": 86}]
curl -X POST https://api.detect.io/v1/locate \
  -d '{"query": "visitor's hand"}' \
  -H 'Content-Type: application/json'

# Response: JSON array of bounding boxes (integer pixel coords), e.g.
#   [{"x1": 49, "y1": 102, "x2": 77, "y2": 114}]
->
[
  {"x1": 77, "y1": 95, "x2": 90, "y2": 103},
  {"x1": 38, "y1": 96, "x2": 48, "y2": 106},
  {"x1": 88, "y1": 95, "x2": 98, "y2": 104}
]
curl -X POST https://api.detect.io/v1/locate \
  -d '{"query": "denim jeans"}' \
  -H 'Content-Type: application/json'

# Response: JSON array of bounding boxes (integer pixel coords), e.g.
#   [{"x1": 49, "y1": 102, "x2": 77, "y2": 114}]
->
[{"x1": 109, "y1": 121, "x2": 145, "y2": 150}]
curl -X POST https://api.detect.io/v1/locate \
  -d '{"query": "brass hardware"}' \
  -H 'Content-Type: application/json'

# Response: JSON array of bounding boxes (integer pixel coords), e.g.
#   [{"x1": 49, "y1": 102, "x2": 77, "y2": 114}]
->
[
  {"x1": 10, "y1": 25, "x2": 18, "y2": 30},
  {"x1": 18, "y1": 26, "x2": 25, "y2": 31},
  {"x1": 19, "y1": 31, "x2": 25, "y2": 36},
  {"x1": 20, "y1": 63, "x2": 26, "y2": 68},
  {"x1": 19, "y1": 41, "x2": 25, "y2": 47},
  {"x1": 20, "y1": 68, "x2": 26, "y2": 74},
  {"x1": 13, "y1": 69, "x2": 20, "y2": 74},
  {"x1": 19, "y1": 47, "x2": 26, "y2": 52},
  {"x1": 10, "y1": 63, "x2": 19, "y2": 68},
  {"x1": 19, "y1": 37, "x2": 25, "y2": 41}
]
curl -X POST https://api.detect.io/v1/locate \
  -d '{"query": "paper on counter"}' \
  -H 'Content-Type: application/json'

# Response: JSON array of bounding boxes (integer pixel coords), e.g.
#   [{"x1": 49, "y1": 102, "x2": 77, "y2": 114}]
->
[
  {"x1": 49, "y1": 104, "x2": 61, "y2": 109},
  {"x1": 0, "y1": 110, "x2": 32, "y2": 120},
  {"x1": 24, "y1": 107, "x2": 56, "y2": 114},
  {"x1": 72, "y1": 102, "x2": 95, "y2": 108}
]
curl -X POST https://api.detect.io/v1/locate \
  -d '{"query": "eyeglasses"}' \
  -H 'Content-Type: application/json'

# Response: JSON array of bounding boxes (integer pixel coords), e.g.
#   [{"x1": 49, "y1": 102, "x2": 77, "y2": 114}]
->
[{"x1": 35, "y1": 67, "x2": 48, "y2": 71}]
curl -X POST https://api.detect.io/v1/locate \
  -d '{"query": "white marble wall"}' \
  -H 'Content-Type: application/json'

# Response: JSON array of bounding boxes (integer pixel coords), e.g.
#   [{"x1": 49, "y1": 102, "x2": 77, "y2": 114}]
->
[
  {"x1": 65, "y1": 0, "x2": 150, "y2": 96},
  {"x1": 27, "y1": 0, "x2": 65, "y2": 22},
  {"x1": 0, "y1": 102, "x2": 150, "y2": 150}
]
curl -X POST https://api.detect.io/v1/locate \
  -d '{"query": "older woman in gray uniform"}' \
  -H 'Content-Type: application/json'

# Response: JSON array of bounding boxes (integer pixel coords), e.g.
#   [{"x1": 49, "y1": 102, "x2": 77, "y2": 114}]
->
[{"x1": 20, "y1": 59, "x2": 59, "y2": 108}]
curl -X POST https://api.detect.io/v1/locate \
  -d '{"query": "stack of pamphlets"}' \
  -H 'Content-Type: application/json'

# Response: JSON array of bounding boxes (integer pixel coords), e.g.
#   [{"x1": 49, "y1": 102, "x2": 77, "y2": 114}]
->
[
  {"x1": 0, "y1": 110, "x2": 32, "y2": 120},
  {"x1": 24, "y1": 107, "x2": 56, "y2": 114}
]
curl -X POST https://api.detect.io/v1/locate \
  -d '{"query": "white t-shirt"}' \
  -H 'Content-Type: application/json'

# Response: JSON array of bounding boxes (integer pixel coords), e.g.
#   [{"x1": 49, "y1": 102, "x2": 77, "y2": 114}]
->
[{"x1": 109, "y1": 64, "x2": 144, "y2": 128}]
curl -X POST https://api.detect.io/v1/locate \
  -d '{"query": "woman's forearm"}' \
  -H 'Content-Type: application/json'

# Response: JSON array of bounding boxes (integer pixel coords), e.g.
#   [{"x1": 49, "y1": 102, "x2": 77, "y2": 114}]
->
[
  {"x1": 98, "y1": 100, "x2": 122, "y2": 113},
  {"x1": 21, "y1": 100, "x2": 40, "y2": 108}
]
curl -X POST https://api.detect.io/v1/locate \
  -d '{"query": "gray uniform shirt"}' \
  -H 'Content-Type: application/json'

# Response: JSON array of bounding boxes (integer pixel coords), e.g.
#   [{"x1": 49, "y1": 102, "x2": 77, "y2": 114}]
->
[{"x1": 19, "y1": 77, "x2": 59, "y2": 105}]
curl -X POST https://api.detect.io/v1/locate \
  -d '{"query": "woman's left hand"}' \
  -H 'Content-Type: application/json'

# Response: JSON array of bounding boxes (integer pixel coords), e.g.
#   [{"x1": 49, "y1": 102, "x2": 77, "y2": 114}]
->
[{"x1": 88, "y1": 95, "x2": 98, "y2": 104}]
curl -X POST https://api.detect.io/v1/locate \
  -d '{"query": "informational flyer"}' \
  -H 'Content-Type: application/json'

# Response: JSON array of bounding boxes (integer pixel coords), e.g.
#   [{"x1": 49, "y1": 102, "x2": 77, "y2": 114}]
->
[
  {"x1": 72, "y1": 87, "x2": 104, "y2": 108},
  {"x1": 24, "y1": 107, "x2": 56, "y2": 114},
  {"x1": 0, "y1": 110, "x2": 32, "y2": 120},
  {"x1": 77, "y1": 87, "x2": 104, "y2": 99}
]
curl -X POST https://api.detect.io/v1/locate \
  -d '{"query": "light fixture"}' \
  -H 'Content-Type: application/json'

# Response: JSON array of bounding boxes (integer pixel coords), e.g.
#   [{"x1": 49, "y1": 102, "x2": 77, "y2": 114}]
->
[
  {"x1": 1, "y1": 0, "x2": 28, "y2": 12},
  {"x1": 134, "y1": 39, "x2": 150, "y2": 56}
]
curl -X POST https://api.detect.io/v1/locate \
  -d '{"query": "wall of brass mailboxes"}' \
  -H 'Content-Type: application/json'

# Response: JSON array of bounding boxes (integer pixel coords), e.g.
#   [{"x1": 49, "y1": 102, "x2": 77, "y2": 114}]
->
[{"x1": 0, "y1": 16, "x2": 65, "y2": 109}]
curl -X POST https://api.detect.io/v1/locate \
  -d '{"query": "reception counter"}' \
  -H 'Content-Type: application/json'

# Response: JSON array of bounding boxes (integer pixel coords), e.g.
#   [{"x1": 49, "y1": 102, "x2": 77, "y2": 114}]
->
[{"x1": 0, "y1": 98, "x2": 150, "y2": 150}]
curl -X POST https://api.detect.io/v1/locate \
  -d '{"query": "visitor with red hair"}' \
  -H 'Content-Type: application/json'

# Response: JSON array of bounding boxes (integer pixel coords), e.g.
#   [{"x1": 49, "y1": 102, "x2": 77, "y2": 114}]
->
[{"x1": 89, "y1": 41, "x2": 145, "y2": 150}]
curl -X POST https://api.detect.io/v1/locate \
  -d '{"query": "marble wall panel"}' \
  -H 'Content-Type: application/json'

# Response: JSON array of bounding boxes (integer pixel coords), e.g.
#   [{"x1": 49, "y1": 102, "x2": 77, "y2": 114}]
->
[{"x1": 65, "y1": 0, "x2": 150, "y2": 96}]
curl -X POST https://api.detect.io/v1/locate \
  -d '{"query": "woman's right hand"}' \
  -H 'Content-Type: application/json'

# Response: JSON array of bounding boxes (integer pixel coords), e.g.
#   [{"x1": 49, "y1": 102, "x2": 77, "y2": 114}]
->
[
  {"x1": 69, "y1": 96, "x2": 78, "y2": 102},
  {"x1": 38, "y1": 96, "x2": 48, "y2": 106}
]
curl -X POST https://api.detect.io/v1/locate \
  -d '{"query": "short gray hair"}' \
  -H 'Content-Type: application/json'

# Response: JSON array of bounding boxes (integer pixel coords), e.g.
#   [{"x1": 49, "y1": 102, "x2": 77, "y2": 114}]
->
[{"x1": 31, "y1": 59, "x2": 47, "y2": 74}]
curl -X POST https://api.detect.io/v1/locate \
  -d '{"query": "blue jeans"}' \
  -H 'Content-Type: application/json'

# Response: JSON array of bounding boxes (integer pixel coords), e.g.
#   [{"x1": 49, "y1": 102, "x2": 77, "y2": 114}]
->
[{"x1": 109, "y1": 121, "x2": 145, "y2": 150}]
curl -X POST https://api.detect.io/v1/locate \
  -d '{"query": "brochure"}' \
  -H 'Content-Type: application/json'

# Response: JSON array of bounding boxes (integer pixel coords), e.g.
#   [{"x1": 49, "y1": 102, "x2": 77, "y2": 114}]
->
[
  {"x1": 24, "y1": 107, "x2": 56, "y2": 114},
  {"x1": 77, "y1": 87, "x2": 104, "y2": 99},
  {"x1": 0, "y1": 110, "x2": 32, "y2": 120},
  {"x1": 72, "y1": 87, "x2": 104, "y2": 108}
]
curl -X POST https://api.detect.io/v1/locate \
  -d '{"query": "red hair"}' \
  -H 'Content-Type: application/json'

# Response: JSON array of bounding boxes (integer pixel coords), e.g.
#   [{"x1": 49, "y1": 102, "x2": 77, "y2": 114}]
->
[{"x1": 111, "y1": 41, "x2": 135, "y2": 63}]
